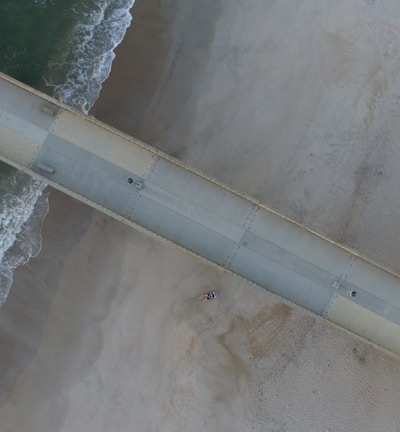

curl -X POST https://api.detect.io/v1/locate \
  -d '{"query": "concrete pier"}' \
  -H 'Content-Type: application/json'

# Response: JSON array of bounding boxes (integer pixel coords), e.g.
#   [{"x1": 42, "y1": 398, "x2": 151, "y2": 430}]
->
[{"x1": 1, "y1": 72, "x2": 400, "y2": 356}]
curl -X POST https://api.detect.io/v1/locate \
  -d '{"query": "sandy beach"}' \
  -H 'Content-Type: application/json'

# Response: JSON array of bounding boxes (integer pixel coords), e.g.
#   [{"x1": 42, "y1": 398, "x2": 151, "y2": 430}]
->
[
  {"x1": 2, "y1": 189, "x2": 400, "y2": 431},
  {"x1": 2, "y1": 0, "x2": 400, "y2": 431},
  {"x1": 94, "y1": 0, "x2": 400, "y2": 274}
]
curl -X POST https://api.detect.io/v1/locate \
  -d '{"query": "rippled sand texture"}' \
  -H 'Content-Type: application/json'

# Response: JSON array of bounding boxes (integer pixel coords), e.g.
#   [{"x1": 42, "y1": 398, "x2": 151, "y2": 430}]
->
[{"x1": 2, "y1": 0, "x2": 400, "y2": 431}]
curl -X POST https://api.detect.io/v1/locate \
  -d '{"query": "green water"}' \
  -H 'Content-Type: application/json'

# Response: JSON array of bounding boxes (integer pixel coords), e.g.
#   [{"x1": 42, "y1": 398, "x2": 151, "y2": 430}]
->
[
  {"x1": 0, "y1": 0, "x2": 82, "y2": 88},
  {"x1": 0, "y1": 0, "x2": 135, "y2": 304}
]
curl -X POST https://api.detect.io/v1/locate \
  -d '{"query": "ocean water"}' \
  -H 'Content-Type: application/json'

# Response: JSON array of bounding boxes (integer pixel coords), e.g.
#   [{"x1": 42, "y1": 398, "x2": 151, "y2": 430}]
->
[{"x1": 0, "y1": 0, "x2": 135, "y2": 305}]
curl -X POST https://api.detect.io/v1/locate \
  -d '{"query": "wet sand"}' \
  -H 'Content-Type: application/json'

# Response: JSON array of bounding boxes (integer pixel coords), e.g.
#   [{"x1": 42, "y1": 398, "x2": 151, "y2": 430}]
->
[{"x1": 2, "y1": 0, "x2": 400, "y2": 431}]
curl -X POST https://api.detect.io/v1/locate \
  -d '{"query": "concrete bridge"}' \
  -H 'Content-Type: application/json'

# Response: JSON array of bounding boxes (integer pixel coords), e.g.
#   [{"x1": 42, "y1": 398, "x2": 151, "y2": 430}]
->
[{"x1": 1, "y1": 72, "x2": 400, "y2": 356}]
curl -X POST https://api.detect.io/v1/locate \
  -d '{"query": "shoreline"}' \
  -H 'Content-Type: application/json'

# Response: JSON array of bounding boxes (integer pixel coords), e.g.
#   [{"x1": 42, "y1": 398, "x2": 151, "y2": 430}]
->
[
  {"x1": 2, "y1": 1, "x2": 400, "y2": 430},
  {"x1": 0, "y1": 190, "x2": 93, "y2": 405},
  {"x1": 91, "y1": 0, "x2": 178, "y2": 135},
  {"x1": 92, "y1": 0, "x2": 222, "y2": 158}
]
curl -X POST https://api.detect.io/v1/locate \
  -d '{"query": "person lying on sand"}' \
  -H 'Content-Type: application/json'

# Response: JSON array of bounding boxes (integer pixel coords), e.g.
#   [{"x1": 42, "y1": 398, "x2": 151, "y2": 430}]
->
[{"x1": 201, "y1": 291, "x2": 218, "y2": 302}]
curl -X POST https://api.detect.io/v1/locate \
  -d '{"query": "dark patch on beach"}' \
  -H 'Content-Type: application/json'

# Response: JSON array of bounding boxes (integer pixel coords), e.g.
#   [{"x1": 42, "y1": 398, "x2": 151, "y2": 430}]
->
[
  {"x1": 352, "y1": 344, "x2": 368, "y2": 365},
  {"x1": 235, "y1": 304, "x2": 292, "y2": 360}
]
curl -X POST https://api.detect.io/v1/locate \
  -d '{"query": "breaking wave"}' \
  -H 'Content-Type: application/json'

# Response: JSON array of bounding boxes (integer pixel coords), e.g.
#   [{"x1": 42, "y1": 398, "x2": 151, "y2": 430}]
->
[
  {"x1": 0, "y1": 172, "x2": 48, "y2": 305},
  {"x1": 47, "y1": 0, "x2": 136, "y2": 112},
  {"x1": 0, "y1": 0, "x2": 135, "y2": 305}
]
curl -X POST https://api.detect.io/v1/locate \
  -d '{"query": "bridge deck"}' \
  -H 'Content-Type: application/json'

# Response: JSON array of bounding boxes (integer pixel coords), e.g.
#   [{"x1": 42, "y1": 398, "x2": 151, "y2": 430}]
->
[{"x1": 1, "y1": 72, "x2": 400, "y2": 356}]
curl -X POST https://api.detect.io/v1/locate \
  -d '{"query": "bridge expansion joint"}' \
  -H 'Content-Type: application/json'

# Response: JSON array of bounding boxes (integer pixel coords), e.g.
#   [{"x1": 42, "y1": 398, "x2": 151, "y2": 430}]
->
[{"x1": 223, "y1": 204, "x2": 260, "y2": 269}]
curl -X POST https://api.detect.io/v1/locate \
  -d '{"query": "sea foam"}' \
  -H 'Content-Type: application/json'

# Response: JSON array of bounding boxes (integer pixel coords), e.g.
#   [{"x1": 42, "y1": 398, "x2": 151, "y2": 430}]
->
[
  {"x1": 50, "y1": 0, "x2": 136, "y2": 113},
  {"x1": 0, "y1": 174, "x2": 47, "y2": 305},
  {"x1": 0, "y1": 0, "x2": 135, "y2": 305}
]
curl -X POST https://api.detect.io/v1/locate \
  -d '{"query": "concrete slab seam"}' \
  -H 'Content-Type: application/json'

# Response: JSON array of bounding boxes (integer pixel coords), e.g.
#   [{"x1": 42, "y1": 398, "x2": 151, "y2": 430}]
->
[
  {"x1": 1, "y1": 152, "x2": 400, "y2": 358},
  {"x1": 5, "y1": 74, "x2": 400, "y2": 356},
  {"x1": 123, "y1": 189, "x2": 142, "y2": 221},
  {"x1": 0, "y1": 107, "x2": 48, "y2": 164},
  {"x1": 223, "y1": 204, "x2": 260, "y2": 268},
  {"x1": 3, "y1": 71, "x2": 400, "y2": 281},
  {"x1": 48, "y1": 108, "x2": 64, "y2": 136},
  {"x1": 124, "y1": 156, "x2": 161, "y2": 217},
  {"x1": 322, "y1": 293, "x2": 339, "y2": 318},
  {"x1": 322, "y1": 255, "x2": 358, "y2": 317},
  {"x1": 34, "y1": 140, "x2": 80, "y2": 170},
  {"x1": 31, "y1": 139, "x2": 48, "y2": 169},
  {"x1": 144, "y1": 155, "x2": 161, "y2": 181},
  {"x1": 339, "y1": 255, "x2": 358, "y2": 281},
  {"x1": 31, "y1": 140, "x2": 400, "y2": 324}
]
